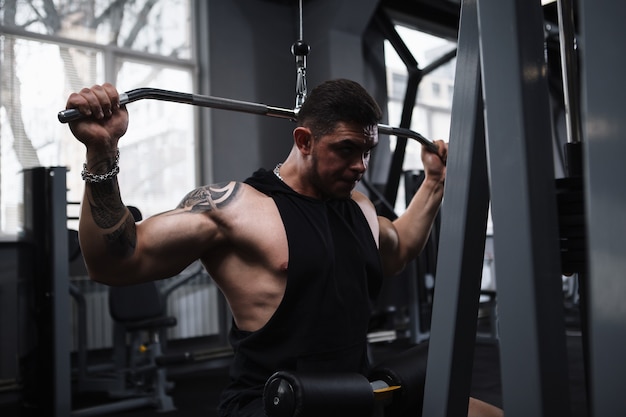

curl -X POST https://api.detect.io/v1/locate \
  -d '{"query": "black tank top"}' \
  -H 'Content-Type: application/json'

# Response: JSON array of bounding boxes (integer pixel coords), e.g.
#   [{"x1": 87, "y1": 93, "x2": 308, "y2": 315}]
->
[{"x1": 217, "y1": 168, "x2": 383, "y2": 416}]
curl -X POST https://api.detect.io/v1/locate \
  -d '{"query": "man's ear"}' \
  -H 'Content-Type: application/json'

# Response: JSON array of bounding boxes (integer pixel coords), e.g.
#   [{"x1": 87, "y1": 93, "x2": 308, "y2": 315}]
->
[{"x1": 294, "y1": 127, "x2": 313, "y2": 155}]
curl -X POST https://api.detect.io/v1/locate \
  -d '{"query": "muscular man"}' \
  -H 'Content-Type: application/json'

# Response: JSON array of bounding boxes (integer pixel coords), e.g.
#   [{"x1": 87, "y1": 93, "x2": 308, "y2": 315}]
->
[{"x1": 66, "y1": 79, "x2": 502, "y2": 417}]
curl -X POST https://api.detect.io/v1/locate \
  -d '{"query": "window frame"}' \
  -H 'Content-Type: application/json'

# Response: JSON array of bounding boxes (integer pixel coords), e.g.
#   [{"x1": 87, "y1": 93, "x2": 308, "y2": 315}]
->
[{"x1": 0, "y1": 0, "x2": 201, "y2": 236}]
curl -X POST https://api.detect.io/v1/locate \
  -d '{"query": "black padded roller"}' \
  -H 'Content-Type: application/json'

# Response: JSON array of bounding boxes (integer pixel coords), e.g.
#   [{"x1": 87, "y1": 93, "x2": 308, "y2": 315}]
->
[
  {"x1": 263, "y1": 371, "x2": 375, "y2": 417},
  {"x1": 368, "y1": 342, "x2": 429, "y2": 417}
]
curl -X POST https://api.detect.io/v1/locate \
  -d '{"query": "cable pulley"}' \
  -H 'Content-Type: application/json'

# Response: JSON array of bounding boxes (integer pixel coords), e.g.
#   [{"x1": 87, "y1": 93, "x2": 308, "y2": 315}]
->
[
  {"x1": 292, "y1": 39, "x2": 310, "y2": 111},
  {"x1": 292, "y1": 0, "x2": 309, "y2": 111}
]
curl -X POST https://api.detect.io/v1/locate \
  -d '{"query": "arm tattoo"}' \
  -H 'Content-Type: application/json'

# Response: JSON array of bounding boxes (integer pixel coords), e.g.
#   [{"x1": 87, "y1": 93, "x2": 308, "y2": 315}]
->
[
  {"x1": 104, "y1": 213, "x2": 137, "y2": 258},
  {"x1": 87, "y1": 177, "x2": 136, "y2": 258},
  {"x1": 177, "y1": 181, "x2": 241, "y2": 212},
  {"x1": 89, "y1": 180, "x2": 127, "y2": 229}
]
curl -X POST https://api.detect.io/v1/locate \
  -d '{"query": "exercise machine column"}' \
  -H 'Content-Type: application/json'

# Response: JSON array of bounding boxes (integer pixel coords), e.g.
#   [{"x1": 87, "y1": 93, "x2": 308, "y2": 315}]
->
[
  {"x1": 20, "y1": 167, "x2": 71, "y2": 416},
  {"x1": 478, "y1": 0, "x2": 571, "y2": 416},
  {"x1": 421, "y1": 0, "x2": 490, "y2": 415},
  {"x1": 578, "y1": 1, "x2": 626, "y2": 415}
]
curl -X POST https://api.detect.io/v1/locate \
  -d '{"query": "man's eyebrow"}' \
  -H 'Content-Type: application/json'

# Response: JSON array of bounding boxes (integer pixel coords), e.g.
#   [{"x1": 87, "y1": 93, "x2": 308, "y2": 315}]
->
[{"x1": 335, "y1": 138, "x2": 379, "y2": 148}]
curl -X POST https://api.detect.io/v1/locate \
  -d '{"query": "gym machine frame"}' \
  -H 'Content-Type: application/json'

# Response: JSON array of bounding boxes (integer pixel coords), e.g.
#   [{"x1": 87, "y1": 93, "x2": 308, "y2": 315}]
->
[
  {"x1": 423, "y1": 0, "x2": 573, "y2": 415},
  {"x1": 424, "y1": 0, "x2": 626, "y2": 416}
]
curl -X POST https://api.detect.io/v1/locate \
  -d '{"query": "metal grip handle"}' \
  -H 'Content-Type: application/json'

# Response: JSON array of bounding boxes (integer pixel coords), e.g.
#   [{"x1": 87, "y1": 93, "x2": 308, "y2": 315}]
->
[
  {"x1": 378, "y1": 124, "x2": 439, "y2": 154},
  {"x1": 57, "y1": 108, "x2": 83, "y2": 123},
  {"x1": 58, "y1": 92, "x2": 130, "y2": 123}
]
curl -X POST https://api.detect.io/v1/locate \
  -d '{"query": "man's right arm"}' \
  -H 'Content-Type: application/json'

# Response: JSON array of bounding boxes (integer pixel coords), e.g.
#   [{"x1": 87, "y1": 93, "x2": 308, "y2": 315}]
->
[
  {"x1": 79, "y1": 179, "x2": 241, "y2": 286},
  {"x1": 66, "y1": 84, "x2": 232, "y2": 285}
]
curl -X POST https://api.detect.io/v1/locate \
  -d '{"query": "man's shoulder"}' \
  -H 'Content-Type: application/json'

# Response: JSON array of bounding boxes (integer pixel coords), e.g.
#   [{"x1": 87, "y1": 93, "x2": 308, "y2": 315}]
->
[
  {"x1": 350, "y1": 190, "x2": 380, "y2": 241},
  {"x1": 350, "y1": 190, "x2": 376, "y2": 213},
  {"x1": 179, "y1": 181, "x2": 268, "y2": 212}
]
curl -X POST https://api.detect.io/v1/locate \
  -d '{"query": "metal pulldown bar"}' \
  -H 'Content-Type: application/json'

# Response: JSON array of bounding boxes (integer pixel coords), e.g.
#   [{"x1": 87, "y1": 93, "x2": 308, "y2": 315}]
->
[{"x1": 57, "y1": 87, "x2": 439, "y2": 153}]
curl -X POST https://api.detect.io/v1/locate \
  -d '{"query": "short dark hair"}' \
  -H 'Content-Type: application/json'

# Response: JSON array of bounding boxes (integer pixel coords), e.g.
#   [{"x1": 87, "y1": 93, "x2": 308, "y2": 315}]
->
[{"x1": 296, "y1": 79, "x2": 382, "y2": 138}]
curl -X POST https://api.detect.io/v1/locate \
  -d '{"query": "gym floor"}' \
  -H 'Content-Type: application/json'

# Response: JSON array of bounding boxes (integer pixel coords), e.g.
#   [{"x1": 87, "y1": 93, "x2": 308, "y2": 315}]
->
[
  {"x1": 78, "y1": 335, "x2": 587, "y2": 416},
  {"x1": 0, "y1": 317, "x2": 587, "y2": 417}
]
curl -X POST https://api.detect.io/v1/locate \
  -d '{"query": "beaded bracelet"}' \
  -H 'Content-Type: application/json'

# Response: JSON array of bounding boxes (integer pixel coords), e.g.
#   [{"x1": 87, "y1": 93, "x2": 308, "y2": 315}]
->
[{"x1": 81, "y1": 150, "x2": 120, "y2": 183}]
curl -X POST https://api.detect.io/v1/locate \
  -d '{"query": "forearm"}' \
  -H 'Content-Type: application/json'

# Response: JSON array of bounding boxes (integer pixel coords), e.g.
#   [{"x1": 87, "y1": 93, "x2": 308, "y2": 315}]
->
[
  {"x1": 401, "y1": 176, "x2": 444, "y2": 248},
  {"x1": 392, "y1": 176, "x2": 444, "y2": 262},
  {"x1": 397, "y1": 138, "x2": 447, "y2": 253},
  {"x1": 79, "y1": 149, "x2": 136, "y2": 283}
]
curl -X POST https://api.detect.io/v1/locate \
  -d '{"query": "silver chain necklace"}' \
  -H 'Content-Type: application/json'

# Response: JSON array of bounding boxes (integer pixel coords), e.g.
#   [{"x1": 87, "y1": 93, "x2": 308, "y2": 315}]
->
[{"x1": 273, "y1": 163, "x2": 284, "y2": 181}]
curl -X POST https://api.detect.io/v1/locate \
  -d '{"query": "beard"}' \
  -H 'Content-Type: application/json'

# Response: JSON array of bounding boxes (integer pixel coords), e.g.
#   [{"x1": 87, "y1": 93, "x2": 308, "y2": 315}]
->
[{"x1": 309, "y1": 152, "x2": 355, "y2": 200}]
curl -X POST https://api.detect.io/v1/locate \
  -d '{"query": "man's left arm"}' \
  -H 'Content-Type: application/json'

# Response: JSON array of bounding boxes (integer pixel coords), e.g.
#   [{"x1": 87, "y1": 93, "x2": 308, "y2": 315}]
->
[{"x1": 379, "y1": 140, "x2": 447, "y2": 277}]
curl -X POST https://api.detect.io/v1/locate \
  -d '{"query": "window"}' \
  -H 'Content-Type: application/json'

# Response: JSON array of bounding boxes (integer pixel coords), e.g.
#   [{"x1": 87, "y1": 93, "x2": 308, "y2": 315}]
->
[
  {"x1": 389, "y1": 72, "x2": 408, "y2": 100},
  {"x1": 384, "y1": 23, "x2": 494, "y2": 236},
  {"x1": 431, "y1": 82, "x2": 441, "y2": 97},
  {"x1": 0, "y1": 0, "x2": 196, "y2": 235},
  {"x1": 384, "y1": 25, "x2": 456, "y2": 212}
]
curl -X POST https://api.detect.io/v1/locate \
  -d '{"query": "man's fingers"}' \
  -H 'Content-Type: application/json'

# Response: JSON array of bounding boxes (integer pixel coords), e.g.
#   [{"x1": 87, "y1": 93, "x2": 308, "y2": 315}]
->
[
  {"x1": 102, "y1": 83, "x2": 121, "y2": 110},
  {"x1": 66, "y1": 84, "x2": 120, "y2": 120},
  {"x1": 88, "y1": 85, "x2": 112, "y2": 119}
]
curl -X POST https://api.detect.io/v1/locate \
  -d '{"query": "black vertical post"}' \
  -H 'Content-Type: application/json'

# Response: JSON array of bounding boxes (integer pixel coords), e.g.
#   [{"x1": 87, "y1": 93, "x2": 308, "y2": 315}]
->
[
  {"x1": 478, "y1": 0, "x2": 571, "y2": 415},
  {"x1": 421, "y1": 0, "x2": 491, "y2": 415},
  {"x1": 578, "y1": 1, "x2": 626, "y2": 415},
  {"x1": 20, "y1": 167, "x2": 71, "y2": 417}
]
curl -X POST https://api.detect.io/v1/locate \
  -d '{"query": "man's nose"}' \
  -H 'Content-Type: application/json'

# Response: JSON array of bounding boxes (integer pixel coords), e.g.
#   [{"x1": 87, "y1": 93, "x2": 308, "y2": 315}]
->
[{"x1": 352, "y1": 154, "x2": 369, "y2": 172}]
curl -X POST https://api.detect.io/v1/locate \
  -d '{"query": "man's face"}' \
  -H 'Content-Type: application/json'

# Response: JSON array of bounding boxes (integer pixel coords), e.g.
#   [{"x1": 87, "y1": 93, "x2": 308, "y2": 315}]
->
[{"x1": 309, "y1": 122, "x2": 379, "y2": 199}]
